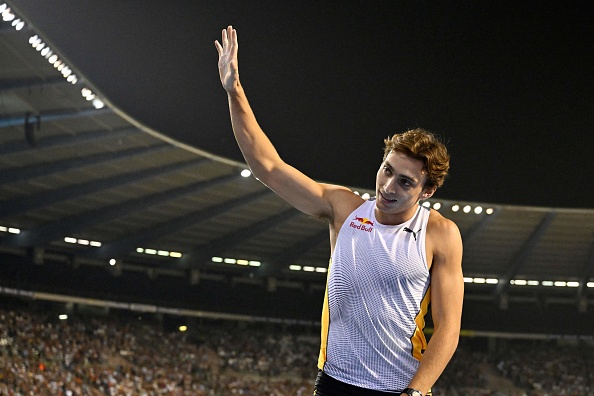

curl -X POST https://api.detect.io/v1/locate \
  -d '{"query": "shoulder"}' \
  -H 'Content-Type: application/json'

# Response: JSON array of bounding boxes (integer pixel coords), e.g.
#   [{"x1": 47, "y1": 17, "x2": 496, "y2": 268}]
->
[
  {"x1": 426, "y1": 208, "x2": 463, "y2": 259},
  {"x1": 320, "y1": 184, "x2": 365, "y2": 228},
  {"x1": 427, "y1": 208, "x2": 460, "y2": 238}
]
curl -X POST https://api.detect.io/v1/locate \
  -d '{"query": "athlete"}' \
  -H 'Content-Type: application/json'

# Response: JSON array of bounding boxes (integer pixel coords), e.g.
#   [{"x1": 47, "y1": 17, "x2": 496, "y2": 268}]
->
[{"x1": 215, "y1": 26, "x2": 463, "y2": 396}]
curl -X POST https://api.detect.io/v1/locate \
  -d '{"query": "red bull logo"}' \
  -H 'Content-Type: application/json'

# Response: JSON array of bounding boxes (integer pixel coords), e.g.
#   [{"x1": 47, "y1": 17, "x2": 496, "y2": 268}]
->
[{"x1": 350, "y1": 216, "x2": 374, "y2": 232}]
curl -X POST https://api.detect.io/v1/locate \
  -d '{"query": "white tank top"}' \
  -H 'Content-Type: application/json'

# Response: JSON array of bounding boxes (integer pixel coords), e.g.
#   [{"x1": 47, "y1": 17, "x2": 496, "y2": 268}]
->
[{"x1": 318, "y1": 199, "x2": 432, "y2": 392}]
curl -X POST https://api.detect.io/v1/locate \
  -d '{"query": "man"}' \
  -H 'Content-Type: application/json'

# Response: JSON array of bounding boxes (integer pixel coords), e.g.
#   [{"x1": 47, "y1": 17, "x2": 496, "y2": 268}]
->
[{"x1": 215, "y1": 26, "x2": 463, "y2": 396}]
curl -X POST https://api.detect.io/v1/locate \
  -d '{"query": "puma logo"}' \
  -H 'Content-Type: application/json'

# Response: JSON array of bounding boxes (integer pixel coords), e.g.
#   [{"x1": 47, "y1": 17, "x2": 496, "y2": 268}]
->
[{"x1": 403, "y1": 227, "x2": 421, "y2": 241}]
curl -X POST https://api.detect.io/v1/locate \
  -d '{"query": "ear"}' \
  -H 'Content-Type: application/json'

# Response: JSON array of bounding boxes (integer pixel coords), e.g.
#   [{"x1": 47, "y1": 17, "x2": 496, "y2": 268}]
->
[{"x1": 420, "y1": 185, "x2": 437, "y2": 200}]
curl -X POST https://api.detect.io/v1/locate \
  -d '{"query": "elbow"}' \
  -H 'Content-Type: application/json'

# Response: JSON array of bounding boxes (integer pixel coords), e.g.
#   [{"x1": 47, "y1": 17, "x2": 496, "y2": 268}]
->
[{"x1": 433, "y1": 321, "x2": 461, "y2": 353}]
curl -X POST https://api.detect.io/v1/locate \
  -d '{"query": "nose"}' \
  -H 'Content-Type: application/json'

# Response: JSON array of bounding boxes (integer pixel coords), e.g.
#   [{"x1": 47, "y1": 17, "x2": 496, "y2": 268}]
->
[{"x1": 382, "y1": 178, "x2": 398, "y2": 195}]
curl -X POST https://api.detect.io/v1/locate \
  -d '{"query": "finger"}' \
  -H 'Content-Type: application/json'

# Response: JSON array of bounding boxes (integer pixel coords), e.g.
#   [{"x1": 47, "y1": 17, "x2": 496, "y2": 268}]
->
[
  {"x1": 224, "y1": 25, "x2": 233, "y2": 49},
  {"x1": 221, "y1": 28, "x2": 228, "y2": 50},
  {"x1": 230, "y1": 28, "x2": 238, "y2": 58},
  {"x1": 214, "y1": 40, "x2": 223, "y2": 56}
]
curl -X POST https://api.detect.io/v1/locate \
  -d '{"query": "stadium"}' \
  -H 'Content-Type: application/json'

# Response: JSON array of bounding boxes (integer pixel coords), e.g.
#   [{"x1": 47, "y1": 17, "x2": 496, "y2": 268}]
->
[{"x1": 1, "y1": 2, "x2": 593, "y2": 395}]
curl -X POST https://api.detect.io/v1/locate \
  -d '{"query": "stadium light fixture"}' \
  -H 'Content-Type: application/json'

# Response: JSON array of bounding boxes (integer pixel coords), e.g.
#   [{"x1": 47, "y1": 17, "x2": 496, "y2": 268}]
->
[
  {"x1": 2, "y1": 5, "x2": 15, "y2": 22},
  {"x1": 210, "y1": 256, "x2": 260, "y2": 267}
]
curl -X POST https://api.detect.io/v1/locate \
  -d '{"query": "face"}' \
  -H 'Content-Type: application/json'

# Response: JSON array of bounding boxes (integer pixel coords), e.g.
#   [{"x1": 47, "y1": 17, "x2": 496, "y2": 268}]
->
[{"x1": 375, "y1": 150, "x2": 436, "y2": 225}]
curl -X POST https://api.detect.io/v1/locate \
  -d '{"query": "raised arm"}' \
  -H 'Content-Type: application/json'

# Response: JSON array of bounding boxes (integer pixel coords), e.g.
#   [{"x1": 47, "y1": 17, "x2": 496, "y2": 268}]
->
[{"x1": 215, "y1": 26, "x2": 359, "y2": 222}]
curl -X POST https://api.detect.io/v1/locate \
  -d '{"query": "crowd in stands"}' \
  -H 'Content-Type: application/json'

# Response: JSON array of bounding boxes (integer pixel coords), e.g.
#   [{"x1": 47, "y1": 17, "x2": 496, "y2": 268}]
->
[
  {"x1": 495, "y1": 341, "x2": 594, "y2": 396},
  {"x1": 0, "y1": 302, "x2": 593, "y2": 395}
]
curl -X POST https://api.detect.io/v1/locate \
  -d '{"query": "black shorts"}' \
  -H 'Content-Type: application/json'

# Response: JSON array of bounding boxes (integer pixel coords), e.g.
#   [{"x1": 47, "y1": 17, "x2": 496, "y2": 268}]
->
[{"x1": 313, "y1": 370, "x2": 401, "y2": 396}]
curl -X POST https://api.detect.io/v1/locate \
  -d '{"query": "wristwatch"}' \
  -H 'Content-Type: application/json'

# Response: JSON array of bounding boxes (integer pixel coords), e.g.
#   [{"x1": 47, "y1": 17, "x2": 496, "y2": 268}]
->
[{"x1": 401, "y1": 388, "x2": 423, "y2": 396}]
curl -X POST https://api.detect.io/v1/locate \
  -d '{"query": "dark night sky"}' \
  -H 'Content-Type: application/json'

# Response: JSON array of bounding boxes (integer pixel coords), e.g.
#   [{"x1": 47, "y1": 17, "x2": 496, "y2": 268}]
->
[{"x1": 11, "y1": 0, "x2": 594, "y2": 208}]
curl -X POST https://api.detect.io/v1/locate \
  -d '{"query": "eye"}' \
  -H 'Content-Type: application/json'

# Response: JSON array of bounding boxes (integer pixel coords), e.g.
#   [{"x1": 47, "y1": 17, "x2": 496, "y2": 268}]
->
[
  {"x1": 383, "y1": 166, "x2": 392, "y2": 175},
  {"x1": 399, "y1": 178, "x2": 412, "y2": 187}
]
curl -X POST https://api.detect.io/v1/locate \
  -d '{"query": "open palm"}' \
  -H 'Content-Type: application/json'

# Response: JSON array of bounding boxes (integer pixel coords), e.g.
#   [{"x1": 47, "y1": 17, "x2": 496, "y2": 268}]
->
[{"x1": 215, "y1": 26, "x2": 239, "y2": 93}]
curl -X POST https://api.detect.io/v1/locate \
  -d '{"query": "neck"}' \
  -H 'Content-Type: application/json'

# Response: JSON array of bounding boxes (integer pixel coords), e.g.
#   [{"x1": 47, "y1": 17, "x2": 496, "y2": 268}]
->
[{"x1": 374, "y1": 203, "x2": 419, "y2": 226}]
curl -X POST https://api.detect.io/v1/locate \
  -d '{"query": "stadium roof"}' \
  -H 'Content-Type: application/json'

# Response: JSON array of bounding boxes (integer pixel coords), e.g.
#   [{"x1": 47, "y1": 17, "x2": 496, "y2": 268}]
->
[{"x1": 0, "y1": 2, "x2": 593, "y2": 321}]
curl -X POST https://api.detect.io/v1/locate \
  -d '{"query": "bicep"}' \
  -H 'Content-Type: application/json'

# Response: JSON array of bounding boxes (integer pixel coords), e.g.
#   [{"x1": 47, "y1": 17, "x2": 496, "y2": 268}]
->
[{"x1": 430, "y1": 222, "x2": 464, "y2": 329}]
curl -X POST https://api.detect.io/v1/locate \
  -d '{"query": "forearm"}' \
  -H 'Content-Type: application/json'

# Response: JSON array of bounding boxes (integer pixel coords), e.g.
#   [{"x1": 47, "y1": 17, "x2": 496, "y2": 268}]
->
[
  {"x1": 227, "y1": 84, "x2": 283, "y2": 178},
  {"x1": 406, "y1": 326, "x2": 459, "y2": 394}
]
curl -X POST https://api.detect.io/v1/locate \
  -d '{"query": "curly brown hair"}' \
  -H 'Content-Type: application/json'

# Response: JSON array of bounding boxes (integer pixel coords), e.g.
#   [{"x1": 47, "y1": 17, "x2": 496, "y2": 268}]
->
[{"x1": 383, "y1": 128, "x2": 450, "y2": 189}]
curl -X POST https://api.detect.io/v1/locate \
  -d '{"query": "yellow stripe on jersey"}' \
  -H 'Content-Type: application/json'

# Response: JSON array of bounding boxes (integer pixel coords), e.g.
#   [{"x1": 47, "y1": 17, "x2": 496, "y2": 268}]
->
[
  {"x1": 318, "y1": 259, "x2": 332, "y2": 370},
  {"x1": 411, "y1": 285, "x2": 431, "y2": 360}
]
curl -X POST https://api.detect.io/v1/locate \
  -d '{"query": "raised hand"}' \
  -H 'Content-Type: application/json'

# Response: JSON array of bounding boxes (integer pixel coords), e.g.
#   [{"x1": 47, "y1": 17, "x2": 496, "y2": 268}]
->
[{"x1": 215, "y1": 26, "x2": 239, "y2": 93}]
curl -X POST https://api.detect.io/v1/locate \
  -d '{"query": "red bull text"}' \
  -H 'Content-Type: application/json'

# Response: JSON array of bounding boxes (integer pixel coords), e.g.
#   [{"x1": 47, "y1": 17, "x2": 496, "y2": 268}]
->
[{"x1": 350, "y1": 216, "x2": 374, "y2": 232}]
